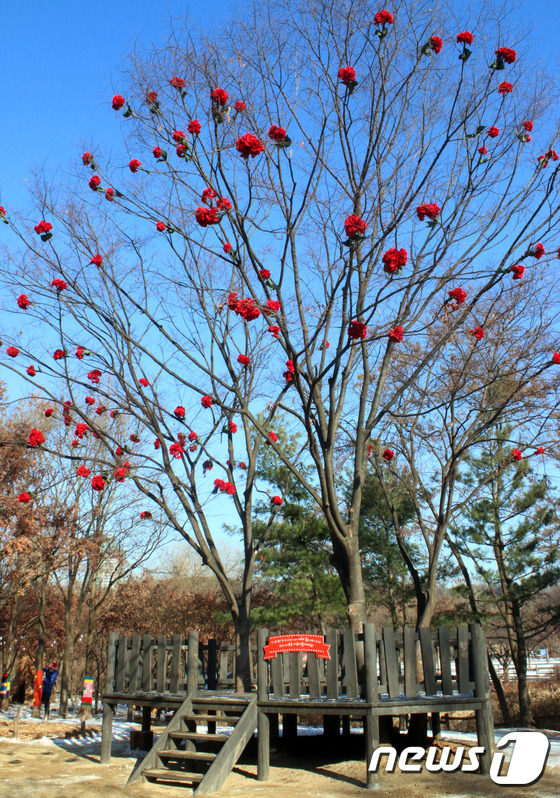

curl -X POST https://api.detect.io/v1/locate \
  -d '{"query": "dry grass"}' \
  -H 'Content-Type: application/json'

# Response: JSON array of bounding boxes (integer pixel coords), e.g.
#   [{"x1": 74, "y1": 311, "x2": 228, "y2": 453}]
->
[{"x1": 491, "y1": 676, "x2": 560, "y2": 728}]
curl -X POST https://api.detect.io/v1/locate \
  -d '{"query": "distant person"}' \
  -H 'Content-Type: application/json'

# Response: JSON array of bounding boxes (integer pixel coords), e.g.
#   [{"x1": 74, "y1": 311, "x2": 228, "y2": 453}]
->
[{"x1": 42, "y1": 663, "x2": 58, "y2": 720}]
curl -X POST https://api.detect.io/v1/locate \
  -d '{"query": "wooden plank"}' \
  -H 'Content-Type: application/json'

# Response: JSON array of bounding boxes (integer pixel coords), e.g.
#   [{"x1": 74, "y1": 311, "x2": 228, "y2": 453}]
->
[
  {"x1": 187, "y1": 630, "x2": 199, "y2": 696},
  {"x1": 271, "y1": 653, "x2": 283, "y2": 698},
  {"x1": 342, "y1": 628, "x2": 358, "y2": 699},
  {"x1": 115, "y1": 636, "x2": 126, "y2": 693},
  {"x1": 457, "y1": 626, "x2": 470, "y2": 694},
  {"x1": 363, "y1": 623, "x2": 378, "y2": 704},
  {"x1": 219, "y1": 645, "x2": 229, "y2": 688},
  {"x1": 129, "y1": 635, "x2": 141, "y2": 693},
  {"x1": 289, "y1": 652, "x2": 300, "y2": 698},
  {"x1": 257, "y1": 710, "x2": 270, "y2": 781},
  {"x1": 419, "y1": 628, "x2": 437, "y2": 696},
  {"x1": 207, "y1": 639, "x2": 217, "y2": 691},
  {"x1": 378, "y1": 632, "x2": 387, "y2": 693},
  {"x1": 104, "y1": 632, "x2": 117, "y2": 695},
  {"x1": 382, "y1": 627, "x2": 400, "y2": 698},
  {"x1": 326, "y1": 629, "x2": 338, "y2": 699},
  {"x1": 142, "y1": 635, "x2": 153, "y2": 691},
  {"x1": 307, "y1": 653, "x2": 320, "y2": 698},
  {"x1": 438, "y1": 627, "x2": 453, "y2": 695},
  {"x1": 403, "y1": 627, "x2": 417, "y2": 697},
  {"x1": 169, "y1": 634, "x2": 182, "y2": 694},
  {"x1": 257, "y1": 629, "x2": 268, "y2": 702},
  {"x1": 156, "y1": 634, "x2": 166, "y2": 693}
]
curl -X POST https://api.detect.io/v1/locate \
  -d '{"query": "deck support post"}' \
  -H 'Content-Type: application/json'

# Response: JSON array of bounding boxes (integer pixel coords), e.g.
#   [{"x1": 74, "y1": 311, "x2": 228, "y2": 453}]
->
[
  {"x1": 100, "y1": 702, "x2": 114, "y2": 764},
  {"x1": 364, "y1": 623, "x2": 380, "y2": 789},
  {"x1": 471, "y1": 624, "x2": 494, "y2": 775},
  {"x1": 257, "y1": 710, "x2": 270, "y2": 781}
]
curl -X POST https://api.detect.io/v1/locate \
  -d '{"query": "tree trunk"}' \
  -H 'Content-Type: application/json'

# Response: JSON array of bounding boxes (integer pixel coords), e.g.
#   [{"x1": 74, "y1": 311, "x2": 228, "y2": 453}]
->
[
  {"x1": 488, "y1": 654, "x2": 511, "y2": 725},
  {"x1": 332, "y1": 534, "x2": 367, "y2": 632},
  {"x1": 31, "y1": 580, "x2": 47, "y2": 718},
  {"x1": 234, "y1": 609, "x2": 252, "y2": 693},
  {"x1": 59, "y1": 636, "x2": 74, "y2": 718},
  {"x1": 511, "y1": 599, "x2": 531, "y2": 726}
]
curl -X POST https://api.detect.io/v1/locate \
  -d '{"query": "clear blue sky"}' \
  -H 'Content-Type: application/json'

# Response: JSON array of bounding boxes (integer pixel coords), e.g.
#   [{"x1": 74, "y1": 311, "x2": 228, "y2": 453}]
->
[{"x1": 1, "y1": 0, "x2": 558, "y2": 212}]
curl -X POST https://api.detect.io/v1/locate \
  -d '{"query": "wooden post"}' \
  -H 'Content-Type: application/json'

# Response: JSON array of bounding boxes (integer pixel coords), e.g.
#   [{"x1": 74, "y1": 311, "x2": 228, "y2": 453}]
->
[
  {"x1": 470, "y1": 623, "x2": 494, "y2": 775},
  {"x1": 207, "y1": 639, "x2": 217, "y2": 691},
  {"x1": 283, "y1": 712, "x2": 297, "y2": 742},
  {"x1": 187, "y1": 630, "x2": 199, "y2": 697},
  {"x1": 258, "y1": 712, "x2": 270, "y2": 781},
  {"x1": 257, "y1": 629, "x2": 268, "y2": 702},
  {"x1": 431, "y1": 712, "x2": 441, "y2": 739},
  {"x1": 364, "y1": 623, "x2": 380, "y2": 790},
  {"x1": 142, "y1": 706, "x2": 151, "y2": 732},
  {"x1": 100, "y1": 632, "x2": 117, "y2": 764},
  {"x1": 13, "y1": 706, "x2": 21, "y2": 739}
]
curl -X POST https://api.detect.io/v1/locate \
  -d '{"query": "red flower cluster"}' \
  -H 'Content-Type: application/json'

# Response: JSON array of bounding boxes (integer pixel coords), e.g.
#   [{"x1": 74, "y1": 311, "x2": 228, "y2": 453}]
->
[
  {"x1": 28, "y1": 428, "x2": 45, "y2": 447},
  {"x1": 268, "y1": 125, "x2": 287, "y2": 141},
  {"x1": 130, "y1": 433, "x2": 140, "y2": 443},
  {"x1": 217, "y1": 197, "x2": 232, "y2": 212},
  {"x1": 34, "y1": 220, "x2": 52, "y2": 235},
  {"x1": 77, "y1": 465, "x2": 90, "y2": 477},
  {"x1": 90, "y1": 253, "x2": 103, "y2": 267},
  {"x1": 348, "y1": 320, "x2": 367, "y2": 340},
  {"x1": 156, "y1": 221, "x2": 166, "y2": 232},
  {"x1": 91, "y1": 475, "x2": 106, "y2": 491},
  {"x1": 223, "y1": 242, "x2": 233, "y2": 253},
  {"x1": 75, "y1": 422, "x2": 89, "y2": 439},
  {"x1": 139, "y1": 377, "x2": 149, "y2": 386},
  {"x1": 553, "y1": 353, "x2": 560, "y2": 364},
  {"x1": 89, "y1": 175, "x2": 101, "y2": 190},
  {"x1": 202, "y1": 188, "x2": 217, "y2": 205},
  {"x1": 388, "y1": 325, "x2": 403, "y2": 343},
  {"x1": 87, "y1": 369, "x2": 102, "y2": 384},
  {"x1": 456, "y1": 31, "x2": 474, "y2": 45},
  {"x1": 522, "y1": 121, "x2": 533, "y2": 132},
  {"x1": 512, "y1": 448, "x2": 523, "y2": 461},
  {"x1": 383, "y1": 448, "x2": 394, "y2": 461},
  {"x1": 17, "y1": 294, "x2": 31, "y2": 309},
  {"x1": 45, "y1": 408, "x2": 54, "y2": 417},
  {"x1": 448, "y1": 287, "x2": 467, "y2": 305},
  {"x1": 416, "y1": 203, "x2": 440, "y2": 221},
  {"x1": 338, "y1": 66, "x2": 356, "y2": 85},
  {"x1": 382, "y1": 247, "x2": 408, "y2": 274},
  {"x1": 201, "y1": 395, "x2": 213, "y2": 408},
  {"x1": 235, "y1": 101, "x2": 246, "y2": 111},
  {"x1": 114, "y1": 463, "x2": 131, "y2": 482},
  {"x1": 214, "y1": 479, "x2": 236, "y2": 495},
  {"x1": 495, "y1": 47, "x2": 516, "y2": 64},
  {"x1": 374, "y1": 9, "x2": 394, "y2": 25},
  {"x1": 18, "y1": 493, "x2": 31, "y2": 503},
  {"x1": 532, "y1": 243, "x2": 545, "y2": 259},
  {"x1": 478, "y1": 146, "x2": 488, "y2": 155},
  {"x1": 237, "y1": 354, "x2": 251, "y2": 366},
  {"x1": 260, "y1": 269, "x2": 271, "y2": 279},
  {"x1": 265, "y1": 299, "x2": 281, "y2": 313},
  {"x1": 188, "y1": 120, "x2": 201, "y2": 135},
  {"x1": 271, "y1": 495, "x2": 283, "y2": 506},
  {"x1": 146, "y1": 90, "x2": 158, "y2": 105},
  {"x1": 344, "y1": 215, "x2": 367, "y2": 237},
  {"x1": 284, "y1": 359, "x2": 295, "y2": 383},
  {"x1": 487, "y1": 127, "x2": 500, "y2": 138},
  {"x1": 85, "y1": 396, "x2": 95, "y2": 405},
  {"x1": 6, "y1": 346, "x2": 19, "y2": 357},
  {"x1": 82, "y1": 152, "x2": 94, "y2": 165},
  {"x1": 203, "y1": 459, "x2": 213, "y2": 474},
  {"x1": 211, "y1": 88, "x2": 228, "y2": 106},
  {"x1": 236, "y1": 133, "x2": 265, "y2": 159},
  {"x1": 429, "y1": 36, "x2": 443, "y2": 54},
  {"x1": 106, "y1": 188, "x2": 115, "y2": 201},
  {"x1": 511, "y1": 264, "x2": 525, "y2": 280},
  {"x1": 170, "y1": 76, "x2": 186, "y2": 90},
  {"x1": 153, "y1": 146, "x2": 163, "y2": 159},
  {"x1": 268, "y1": 325, "x2": 280, "y2": 339},
  {"x1": 498, "y1": 81, "x2": 513, "y2": 95},
  {"x1": 173, "y1": 130, "x2": 185, "y2": 143},
  {"x1": 112, "y1": 95, "x2": 125, "y2": 110},
  {"x1": 195, "y1": 207, "x2": 219, "y2": 226},
  {"x1": 76, "y1": 346, "x2": 86, "y2": 359},
  {"x1": 538, "y1": 149, "x2": 559, "y2": 167},
  {"x1": 228, "y1": 292, "x2": 261, "y2": 321},
  {"x1": 26, "y1": 365, "x2": 36, "y2": 376},
  {"x1": 228, "y1": 421, "x2": 237, "y2": 434},
  {"x1": 140, "y1": 511, "x2": 153, "y2": 520},
  {"x1": 129, "y1": 159, "x2": 142, "y2": 173},
  {"x1": 174, "y1": 406, "x2": 186, "y2": 419},
  {"x1": 470, "y1": 327, "x2": 484, "y2": 340},
  {"x1": 266, "y1": 431, "x2": 278, "y2": 445},
  {"x1": 53, "y1": 349, "x2": 66, "y2": 360}
]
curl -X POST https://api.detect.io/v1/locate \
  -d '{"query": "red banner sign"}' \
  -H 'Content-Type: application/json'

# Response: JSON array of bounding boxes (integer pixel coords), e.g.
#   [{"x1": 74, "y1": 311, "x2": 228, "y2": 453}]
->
[{"x1": 263, "y1": 634, "x2": 330, "y2": 660}]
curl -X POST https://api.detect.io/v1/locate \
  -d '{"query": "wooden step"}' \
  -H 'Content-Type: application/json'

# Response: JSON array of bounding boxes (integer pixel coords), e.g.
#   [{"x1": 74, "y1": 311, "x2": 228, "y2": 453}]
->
[
  {"x1": 159, "y1": 749, "x2": 216, "y2": 761},
  {"x1": 182, "y1": 713, "x2": 240, "y2": 724},
  {"x1": 169, "y1": 731, "x2": 228, "y2": 743},
  {"x1": 191, "y1": 699, "x2": 250, "y2": 712},
  {"x1": 144, "y1": 768, "x2": 203, "y2": 784}
]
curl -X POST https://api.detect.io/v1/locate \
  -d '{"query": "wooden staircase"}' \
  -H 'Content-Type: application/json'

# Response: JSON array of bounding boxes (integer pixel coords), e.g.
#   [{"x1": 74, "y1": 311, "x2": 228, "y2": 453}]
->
[{"x1": 127, "y1": 694, "x2": 257, "y2": 793}]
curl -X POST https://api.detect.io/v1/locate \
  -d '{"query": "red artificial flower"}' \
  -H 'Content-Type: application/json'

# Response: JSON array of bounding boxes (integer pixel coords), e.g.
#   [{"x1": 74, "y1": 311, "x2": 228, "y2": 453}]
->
[
  {"x1": 34, "y1": 220, "x2": 53, "y2": 235},
  {"x1": 110, "y1": 409, "x2": 118, "y2": 418},
  {"x1": 114, "y1": 446, "x2": 123, "y2": 457},
  {"x1": 88, "y1": 175, "x2": 101, "y2": 190},
  {"x1": 374, "y1": 9, "x2": 394, "y2": 25},
  {"x1": 195, "y1": 207, "x2": 219, "y2": 226},
  {"x1": 382, "y1": 247, "x2": 408, "y2": 274},
  {"x1": 114, "y1": 466, "x2": 128, "y2": 482},
  {"x1": 156, "y1": 221, "x2": 166, "y2": 232},
  {"x1": 470, "y1": 327, "x2": 484, "y2": 340},
  {"x1": 178, "y1": 432, "x2": 186, "y2": 446},
  {"x1": 266, "y1": 299, "x2": 281, "y2": 313},
  {"x1": 129, "y1": 159, "x2": 142, "y2": 173},
  {"x1": 44, "y1": 408, "x2": 54, "y2": 417},
  {"x1": 76, "y1": 346, "x2": 86, "y2": 359},
  {"x1": 268, "y1": 325, "x2": 280, "y2": 338},
  {"x1": 495, "y1": 47, "x2": 516, "y2": 64},
  {"x1": 112, "y1": 95, "x2": 125, "y2": 110},
  {"x1": 536, "y1": 447, "x2": 545, "y2": 454},
  {"x1": 90, "y1": 253, "x2": 103, "y2": 267},
  {"x1": 344, "y1": 215, "x2": 367, "y2": 238},
  {"x1": 271, "y1": 495, "x2": 283, "y2": 506},
  {"x1": 217, "y1": 197, "x2": 232, "y2": 212},
  {"x1": 201, "y1": 395, "x2": 212, "y2": 408},
  {"x1": 96, "y1": 405, "x2": 106, "y2": 415},
  {"x1": 75, "y1": 423, "x2": 88, "y2": 439},
  {"x1": 154, "y1": 438, "x2": 161, "y2": 449},
  {"x1": 139, "y1": 377, "x2": 149, "y2": 387},
  {"x1": 522, "y1": 121, "x2": 533, "y2": 132},
  {"x1": 267, "y1": 431, "x2": 278, "y2": 445},
  {"x1": 211, "y1": 87, "x2": 228, "y2": 106},
  {"x1": 169, "y1": 443, "x2": 184, "y2": 459},
  {"x1": 172, "y1": 130, "x2": 185, "y2": 144},
  {"x1": 228, "y1": 292, "x2": 262, "y2": 321},
  {"x1": 105, "y1": 188, "x2": 115, "y2": 201},
  {"x1": 53, "y1": 349, "x2": 65, "y2": 360},
  {"x1": 146, "y1": 90, "x2": 158, "y2": 105},
  {"x1": 91, "y1": 475, "x2": 106, "y2": 491},
  {"x1": 18, "y1": 492, "x2": 31, "y2": 503},
  {"x1": 6, "y1": 346, "x2": 19, "y2": 357},
  {"x1": 176, "y1": 144, "x2": 188, "y2": 158},
  {"x1": 234, "y1": 101, "x2": 246, "y2": 111},
  {"x1": 416, "y1": 203, "x2": 440, "y2": 221},
  {"x1": 498, "y1": 81, "x2": 513, "y2": 95},
  {"x1": 448, "y1": 288, "x2": 467, "y2": 304},
  {"x1": 553, "y1": 352, "x2": 560, "y2": 364},
  {"x1": 51, "y1": 278, "x2": 67, "y2": 292},
  {"x1": 82, "y1": 152, "x2": 94, "y2": 165},
  {"x1": 77, "y1": 465, "x2": 90, "y2": 477},
  {"x1": 188, "y1": 119, "x2": 201, "y2": 135},
  {"x1": 236, "y1": 133, "x2": 265, "y2": 159},
  {"x1": 511, "y1": 264, "x2": 525, "y2": 280},
  {"x1": 17, "y1": 294, "x2": 31, "y2": 309},
  {"x1": 388, "y1": 325, "x2": 403, "y2": 342},
  {"x1": 259, "y1": 269, "x2": 271, "y2": 279},
  {"x1": 456, "y1": 31, "x2": 474, "y2": 45},
  {"x1": 383, "y1": 448, "x2": 394, "y2": 461},
  {"x1": 28, "y1": 428, "x2": 45, "y2": 447},
  {"x1": 223, "y1": 242, "x2": 233, "y2": 253},
  {"x1": 228, "y1": 421, "x2": 237, "y2": 434},
  {"x1": 532, "y1": 243, "x2": 545, "y2": 259},
  {"x1": 203, "y1": 459, "x2": 213, "y2": 473},
  {"x1": 202, "y1": 187, "x2": 217, "y2": 204},
  {"x1": 268, "y1": 125, "x2": 287, "y2": 141},
  {"x1": 186, "y1": 431, "x2": 197, "y2": 442},
  {"x1": 429, "y1": 36, "x2": 443, "y2": 54},
  {"x1": 174, "y1": 406, "x2": 186, "y2": 419},
  {"x1": 338, "y1": 66, "x2": 356, "y2": 85},
  {"x1": 153, "y1": 146, "x2": 163, "y2": 159},
  {"x1": 87, "y1": 369, "x2": 102, "y2": 384},
  {"x1": 130, "y1": 433, "x2": 140, "y2": 443},
  {"x1": 140, "y1": 511, "x2": 153, "y2": 521},
  {"x1": 237, "y1": 354, "x2": 251, "y2": 366},
  {"x1": 478, "y1": 146, "x2": 488, "y2": 155},
  {"x1": 487, "y1": 127, "x2": 500, "y2": 138},
  {"x1": 348, "y1": 320, "x2": 367, "y2": 340},
  {"x1": 512, "y1": 448, "x2": 523, "y2": 461},
  {"x1": 170, "y1": 76, "x2": 186, "y2": 90},
  {"x1": 26, "y1": 365, "x2": 36, "y2": 376}
]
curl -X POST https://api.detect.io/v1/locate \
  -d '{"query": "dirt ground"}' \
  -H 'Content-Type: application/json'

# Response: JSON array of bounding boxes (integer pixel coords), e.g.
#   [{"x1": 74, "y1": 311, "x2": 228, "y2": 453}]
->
[{"x1": 0, "y1": 724, "x2": 559, "y2": 798}]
